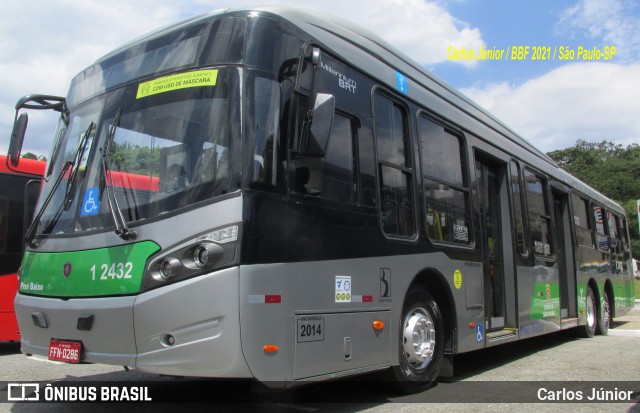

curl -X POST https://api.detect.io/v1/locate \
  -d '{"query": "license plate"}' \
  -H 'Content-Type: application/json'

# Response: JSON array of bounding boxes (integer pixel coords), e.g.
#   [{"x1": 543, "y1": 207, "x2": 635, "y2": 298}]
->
[{"x1": 48, "y1": 339, "x2": 82, "y2": 363}]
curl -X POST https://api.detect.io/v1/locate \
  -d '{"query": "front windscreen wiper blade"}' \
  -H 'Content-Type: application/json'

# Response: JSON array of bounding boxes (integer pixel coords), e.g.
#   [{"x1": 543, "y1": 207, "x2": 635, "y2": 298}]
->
[
  {"x1": 25, "y1": 122, "x2": 95, "y2": 248},
  {"x1": 24, "y1": 160, "x2": 73, "y2": 248},
  {"x1": 64, "y1": 122, "x2": 95, "y2": 211},
  {"x1": 100, "y1": 109, "x2": 136, "y2": 241}
]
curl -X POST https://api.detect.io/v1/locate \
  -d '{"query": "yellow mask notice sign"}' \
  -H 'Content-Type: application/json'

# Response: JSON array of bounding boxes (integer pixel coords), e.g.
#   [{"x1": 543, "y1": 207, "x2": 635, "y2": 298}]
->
[{"x1": 136, "y1": 69, "x2": 218, "y2": 99}]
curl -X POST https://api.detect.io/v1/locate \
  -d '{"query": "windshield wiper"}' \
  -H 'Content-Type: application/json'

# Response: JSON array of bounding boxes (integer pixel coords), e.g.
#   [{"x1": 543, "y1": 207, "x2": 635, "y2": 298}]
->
[
  {"x1": 100, "y1": 109, "x2": 136, "y2": 241},
  {"x1": 64, "y1": 122, "x2": 95, "y2": 211},
  {"x1": 24, "y1": 122, "x2": 95, "y2": 248},
  {"x1": 24, "y1": 160, "x2": 73, "y2": 248}
]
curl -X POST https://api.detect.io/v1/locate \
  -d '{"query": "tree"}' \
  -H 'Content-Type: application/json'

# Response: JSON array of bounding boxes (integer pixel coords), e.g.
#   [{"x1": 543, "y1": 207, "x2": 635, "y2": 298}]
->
[
  {"x1": 21, "y1": 152, "x2": 38, "y2": 160},
  {"x1": 548, "y1": 140, "x2": 640, "y2": 201}
]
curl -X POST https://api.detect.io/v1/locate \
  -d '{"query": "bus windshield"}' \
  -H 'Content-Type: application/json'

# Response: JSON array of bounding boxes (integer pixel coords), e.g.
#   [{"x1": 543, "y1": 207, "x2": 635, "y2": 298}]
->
[{"x1": 35, "y1": 67, "x2": 241, "y2": 237}]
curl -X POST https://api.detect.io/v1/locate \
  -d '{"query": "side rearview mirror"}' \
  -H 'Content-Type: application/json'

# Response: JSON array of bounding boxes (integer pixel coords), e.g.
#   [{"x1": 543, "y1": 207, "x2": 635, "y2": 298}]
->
[
  {"x1": 299, "y1": 93, "x2": 335, "y2": 157},
  {"x1": 8, "y1": 112, "x2": 28, "y2": 167}
]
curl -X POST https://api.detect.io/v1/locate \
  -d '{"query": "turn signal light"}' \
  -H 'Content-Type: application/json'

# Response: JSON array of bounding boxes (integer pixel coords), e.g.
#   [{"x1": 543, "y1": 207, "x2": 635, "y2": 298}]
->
[
  {"x1": 263, "y1": 344, "x2": 279, "y2": 353},
  {"x1": 469, "y1": 322, "x2": 476, "y2": 329},
  {"x1": 372, "y1": 320, "x2": 385, "y2": 330}
]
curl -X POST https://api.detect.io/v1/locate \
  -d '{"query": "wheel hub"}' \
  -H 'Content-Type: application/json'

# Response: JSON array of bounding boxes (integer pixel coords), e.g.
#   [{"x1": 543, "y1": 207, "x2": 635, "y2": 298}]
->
[
  {"x1": 601, "y1": 299, "x2": 610, "y2": 329},
  {"x1": 586, "y1": 293, "x2": 595, "y2": 327},
  {"x1": 402, "y1": 308, "x2": 435, "y2": 370}
]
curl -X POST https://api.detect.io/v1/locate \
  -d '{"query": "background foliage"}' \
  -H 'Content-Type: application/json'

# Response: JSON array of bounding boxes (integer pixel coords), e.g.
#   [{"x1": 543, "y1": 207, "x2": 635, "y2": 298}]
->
[{"x1": 547, "y1": 140, "x2": 640, "y2": 258}]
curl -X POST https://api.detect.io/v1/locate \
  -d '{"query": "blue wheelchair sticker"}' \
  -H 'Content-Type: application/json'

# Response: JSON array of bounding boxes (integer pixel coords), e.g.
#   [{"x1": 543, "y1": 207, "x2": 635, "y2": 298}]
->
[
  {"x1": 395, "y1": 71, "x2": 408, "y2": 94},
  {"x1": 81, "y1": 187, "x2": 101, "y2": 216},
  {"x1": 475, "y1": 324, "x2": 484, "y2": 343}
]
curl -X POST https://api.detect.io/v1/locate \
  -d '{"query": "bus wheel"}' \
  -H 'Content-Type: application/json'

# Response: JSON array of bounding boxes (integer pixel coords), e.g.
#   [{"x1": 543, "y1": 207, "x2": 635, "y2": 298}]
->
[
  {"x1": 596, "y1": 291, "x2": 611, "y2": 336},
  {"x1": 578, "y1": 286, "x2": 597, "y2": 338},
  {"x1": 391, "y1": 289, "x2": 443, "y2": 393}
]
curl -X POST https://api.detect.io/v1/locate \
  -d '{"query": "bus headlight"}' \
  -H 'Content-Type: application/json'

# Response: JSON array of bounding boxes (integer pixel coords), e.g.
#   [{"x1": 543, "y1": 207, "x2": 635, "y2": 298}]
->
[
  {"x1": 142, "y1": 223, "x2": 240, "y2": 291},
  {"x1": 193, "y1": 244, "x2": 211, "y2": 267},
  {"x1": 158, "y1": 258, "x2": 181, "y2": 280}
]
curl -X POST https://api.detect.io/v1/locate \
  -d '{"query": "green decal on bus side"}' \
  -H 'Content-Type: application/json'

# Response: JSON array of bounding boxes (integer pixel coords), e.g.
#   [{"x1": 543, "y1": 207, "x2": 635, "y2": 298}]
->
[
  {"x1": 18, "y1": 241, "x2": 160, "y2": 297},
  {"x1": 577, "y1": 284, "x2": 587, "y2": 317},
  {"x1": 530, "y1": 282, "x2": 560, "y2": 320}
]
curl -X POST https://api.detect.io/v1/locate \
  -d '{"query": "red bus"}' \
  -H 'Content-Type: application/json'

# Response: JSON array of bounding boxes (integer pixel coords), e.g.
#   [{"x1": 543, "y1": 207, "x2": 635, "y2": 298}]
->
[{"x1": 0, "y1": 154, "x2": 44, "y2": 341}]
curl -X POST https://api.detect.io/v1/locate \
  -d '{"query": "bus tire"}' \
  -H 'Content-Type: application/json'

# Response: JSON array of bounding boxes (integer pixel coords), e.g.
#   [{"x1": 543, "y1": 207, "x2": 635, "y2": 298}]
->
[
  {"x1": 596, "y1": 290, "x2": 611, "y2": 336},
  {"x1": 578, "y1": 286, "x2": 597, "y2": 338},
  {"x1": 390, "y1": 288, "x2": 444, "y2": 393}
]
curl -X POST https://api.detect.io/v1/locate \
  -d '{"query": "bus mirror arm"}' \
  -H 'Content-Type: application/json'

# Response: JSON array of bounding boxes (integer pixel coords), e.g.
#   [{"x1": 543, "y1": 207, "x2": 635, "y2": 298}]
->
[
  {"x1": 15, "y1": 95, "x2": 67, "y2": 113},
  {"x1": 7, "y1": 95, "x2": 67, "y2": 169}
]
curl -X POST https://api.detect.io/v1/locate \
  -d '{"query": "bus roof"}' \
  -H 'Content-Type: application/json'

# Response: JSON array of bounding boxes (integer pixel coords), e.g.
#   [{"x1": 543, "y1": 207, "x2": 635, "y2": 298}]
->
[
  {"x1": 85, "y1": 6, "x2": 625, "y2": 215},
  {"x1": 0, "y1": 154, "x2": 45, "y2": 177}
]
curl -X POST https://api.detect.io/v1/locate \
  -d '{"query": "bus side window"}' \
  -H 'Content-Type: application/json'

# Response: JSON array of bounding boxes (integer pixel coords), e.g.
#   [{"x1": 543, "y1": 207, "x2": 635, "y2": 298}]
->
[
  {"x1": 608, "y1": 211, "x2": 620, "y2": 255},
  {"x1": 619, "y1": 216, "x2": 631, "y2": 260},
  {"x1": 419, "y1": 116, "x2": 471, "y2": 245},
  {"x1": 592, "y1": 205, "x2": 609, "y2": 252},
  {"x1": 524, "y1": 169, "x2": 552, "y2": 257},
  {"x1": 571, "y1": 193, "x2": 594, "y2": 248},
  {"x1": 510, "y1": 161, "x2": 527, "y2": 255},
  {"x1": 321, "y1": 113, "x2": 357, "y2": 203},
  {"x1": 293, "y1": 112, "x2": 357, "y2": 204},
  {"x1": 248, "y1": 76, "x2": 282, "y2": 190},
  {"x1": 373, "y1": 92, "x2": 415, "y2": 238}
]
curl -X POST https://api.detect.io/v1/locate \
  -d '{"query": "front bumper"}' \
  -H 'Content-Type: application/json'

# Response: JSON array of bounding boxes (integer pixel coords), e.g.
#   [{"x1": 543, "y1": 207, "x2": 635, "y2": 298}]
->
[{"x1": 15, "y1": 266, "x2": 252, "y2": 378}]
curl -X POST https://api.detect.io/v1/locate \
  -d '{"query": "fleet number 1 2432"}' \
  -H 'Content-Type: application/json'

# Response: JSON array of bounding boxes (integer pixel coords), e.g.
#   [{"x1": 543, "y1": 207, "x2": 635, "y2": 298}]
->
[{"x1": 91, "y1": 262, "x2": 133, "y2": 280}]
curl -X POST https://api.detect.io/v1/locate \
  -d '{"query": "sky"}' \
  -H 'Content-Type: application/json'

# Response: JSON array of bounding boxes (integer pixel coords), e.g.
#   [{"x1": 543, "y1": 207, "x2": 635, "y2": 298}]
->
[{"x1": 1, "y1": 0, "x2": 638, "y2": 159}]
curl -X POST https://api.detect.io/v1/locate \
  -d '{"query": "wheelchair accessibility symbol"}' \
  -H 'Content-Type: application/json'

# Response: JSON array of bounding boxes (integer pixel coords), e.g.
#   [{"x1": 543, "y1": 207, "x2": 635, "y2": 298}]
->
[
  {"x1": 81, "y1": 187, "x2": 101, "y2": 216},
  {"x1": 475, "y1": 325, "x2": 484, "y2": 343}
]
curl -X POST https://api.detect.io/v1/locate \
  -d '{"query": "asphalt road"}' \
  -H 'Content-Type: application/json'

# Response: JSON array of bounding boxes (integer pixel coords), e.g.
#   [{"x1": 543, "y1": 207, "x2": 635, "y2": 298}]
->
[{"x1": 1, "y1": 303, "x2": 639, "y2": 413}]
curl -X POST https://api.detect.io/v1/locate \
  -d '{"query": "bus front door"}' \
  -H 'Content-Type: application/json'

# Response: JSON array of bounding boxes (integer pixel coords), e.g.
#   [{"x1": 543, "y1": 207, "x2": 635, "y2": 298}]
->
[
  {"x1": 475, "y1": 155, "x2": 518, "y2": 344},
  {"x1": 552, "y1": 189, "x2": 577, "y2": 320}
]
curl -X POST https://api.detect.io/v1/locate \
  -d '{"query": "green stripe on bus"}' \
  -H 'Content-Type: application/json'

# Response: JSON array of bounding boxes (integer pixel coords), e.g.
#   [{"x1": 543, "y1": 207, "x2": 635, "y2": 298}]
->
[{"x1": 18, "y1": 241, "x2": 160, "y2": 297}]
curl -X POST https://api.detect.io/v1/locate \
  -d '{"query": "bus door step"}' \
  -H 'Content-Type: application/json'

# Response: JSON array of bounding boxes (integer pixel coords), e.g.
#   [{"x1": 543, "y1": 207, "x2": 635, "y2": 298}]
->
[
  {"x1": 486, "y1": 329, "x2": 517, "y2": 343},
  {"x1": 560, "y1": 318, "x2": 578, "y2": 329}
]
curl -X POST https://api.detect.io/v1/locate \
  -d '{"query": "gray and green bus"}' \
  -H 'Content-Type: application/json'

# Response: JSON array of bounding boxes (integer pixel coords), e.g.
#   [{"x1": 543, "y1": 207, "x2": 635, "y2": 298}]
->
[{"x1": 8, "y1": 6, "x2": 635, "y2": 392}]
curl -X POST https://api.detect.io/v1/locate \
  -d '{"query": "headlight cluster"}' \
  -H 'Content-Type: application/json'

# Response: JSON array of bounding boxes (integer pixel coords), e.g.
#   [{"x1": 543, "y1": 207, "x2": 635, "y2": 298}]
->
[{"x1": 142, "y1": 224, "x2": 240, "y2": 290}]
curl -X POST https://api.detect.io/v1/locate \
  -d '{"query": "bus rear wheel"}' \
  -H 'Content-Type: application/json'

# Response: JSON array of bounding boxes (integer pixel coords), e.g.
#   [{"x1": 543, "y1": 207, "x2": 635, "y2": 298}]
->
[
  {"x1": 596, "y1": 291, "x2": 611, "y2": 336},
  {"x1": 390, "y1": 289, "x2": 443, "y2": 393},
  {"x1": 578, "y1": 286, "x2": 597, "y2": 338}
]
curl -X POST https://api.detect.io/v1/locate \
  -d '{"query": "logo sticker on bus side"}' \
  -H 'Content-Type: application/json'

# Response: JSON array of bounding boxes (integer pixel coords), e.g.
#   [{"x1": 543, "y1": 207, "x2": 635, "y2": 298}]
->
[
  {"x1": 395, "y1": 71, "x2": 408, "y2": 94},
  {"x1": 454, "y1": 269, "x2": 462, "y2": 289},
  {"x1": 335, "y1": 275, "x2": 352, "y2": 303},
  {"x1": 136, "y1": 69, "x2": 218, "y2": 99}
]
